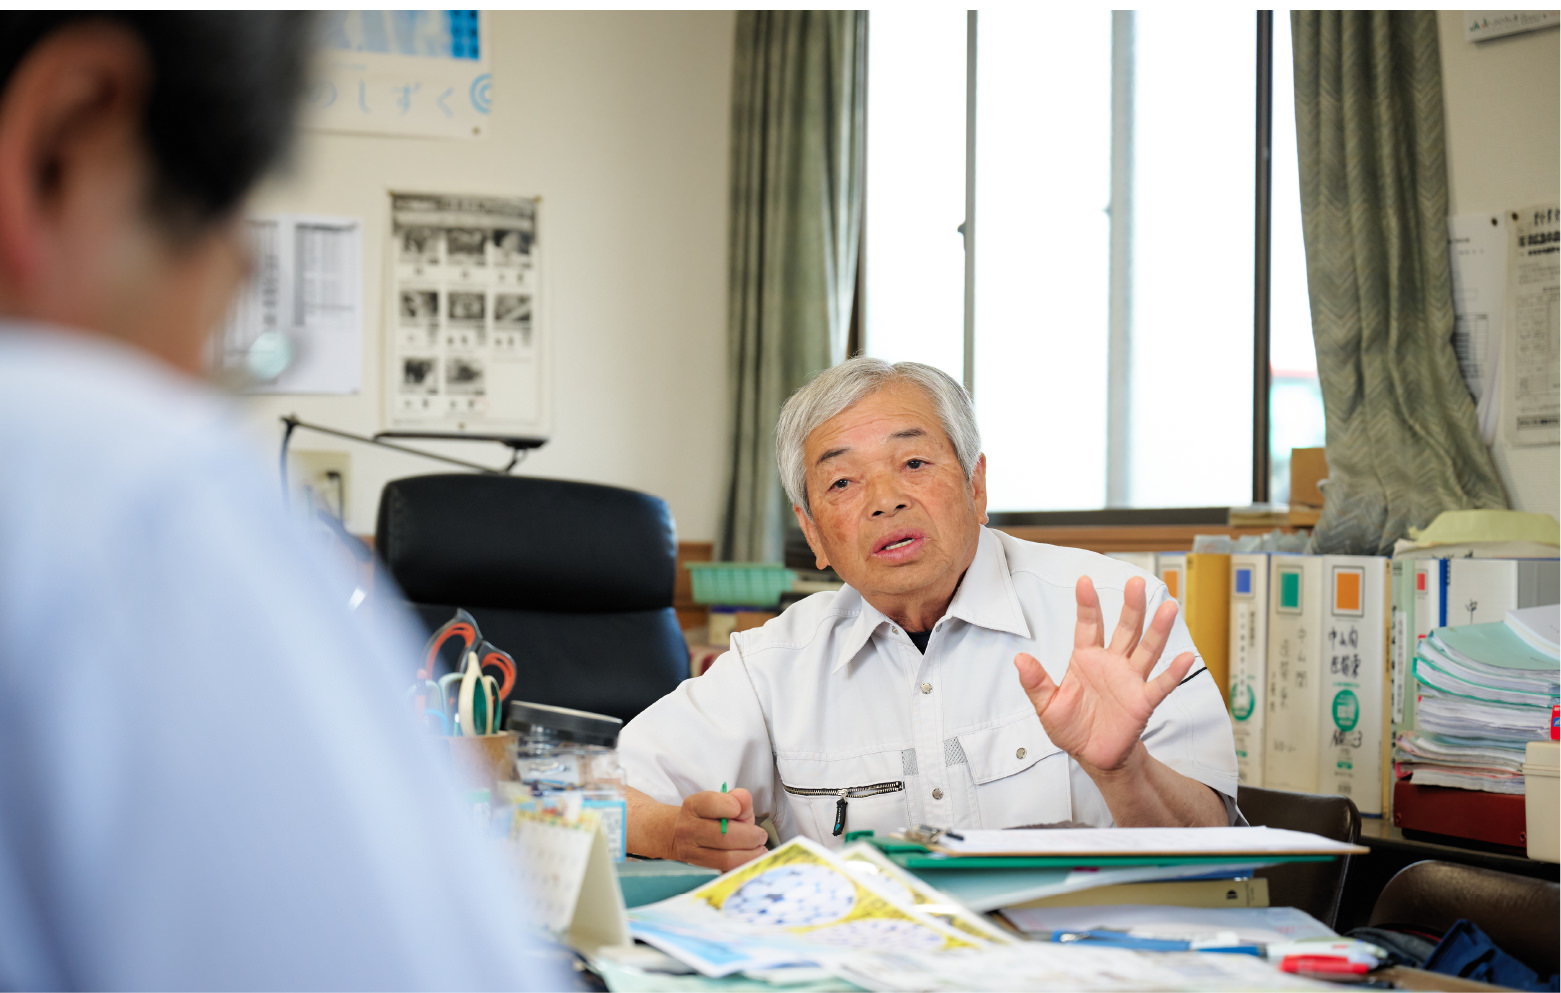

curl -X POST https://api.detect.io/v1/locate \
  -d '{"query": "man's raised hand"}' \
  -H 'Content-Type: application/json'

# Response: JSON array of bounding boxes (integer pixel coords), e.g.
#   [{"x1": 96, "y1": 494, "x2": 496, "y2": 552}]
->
[{"x1": 1013, "y1": 575, "x2": 1196, "y2": 775}]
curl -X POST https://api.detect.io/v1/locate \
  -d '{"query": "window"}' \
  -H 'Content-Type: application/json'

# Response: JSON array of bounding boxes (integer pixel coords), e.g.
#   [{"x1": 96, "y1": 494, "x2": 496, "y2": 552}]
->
[{"x1": 863, "y1": 11, "x2": 1324, "y2": 515}]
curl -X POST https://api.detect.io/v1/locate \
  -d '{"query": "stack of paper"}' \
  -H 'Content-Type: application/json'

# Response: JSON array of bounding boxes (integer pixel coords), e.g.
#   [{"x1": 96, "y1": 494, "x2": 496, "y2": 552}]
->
[
  {"x1": 616, "y1": 836, "x2": 1336, "y2": 992},
  {"x1": 1397, "y1": 613, "x2": 1560, "y2": 794}
]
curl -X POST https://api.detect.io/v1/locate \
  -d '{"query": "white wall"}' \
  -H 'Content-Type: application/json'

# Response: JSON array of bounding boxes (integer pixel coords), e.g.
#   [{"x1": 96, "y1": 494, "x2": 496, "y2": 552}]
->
[
  {"x1": 1438, "y1": 13, "x2": 1560, "y2": 517},
  {"x1": 239, "y1": 11, "x2": 735, "y2": 541}
]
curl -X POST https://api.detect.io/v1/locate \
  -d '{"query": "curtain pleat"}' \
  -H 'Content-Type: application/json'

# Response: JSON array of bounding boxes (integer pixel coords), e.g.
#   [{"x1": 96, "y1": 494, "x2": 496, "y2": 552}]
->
[
  {"x1": 717, "y1": 11, "x2": 866, "y2": 562},
  {"x1": 1292, "y1": 11, "x2": 1506, "y2": 555}
]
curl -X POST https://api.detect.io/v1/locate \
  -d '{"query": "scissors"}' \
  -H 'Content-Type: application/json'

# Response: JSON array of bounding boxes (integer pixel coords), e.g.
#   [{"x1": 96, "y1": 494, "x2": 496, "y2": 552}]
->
[
  {"x1": 419, "y1": 607, "x2": 480, "y2": 682},
  {"x1": 457, "y1": 649, "x2": 500, "y2": 737},
  {"x1": 474, "y1": 640, "x2": 516, "y2": 705},
  {"x1": 405, "y1": 680, "x2": 451, "y2": 735},
  {"x1": 409, "y1": 609, "x2": 516, "y2": 735}
]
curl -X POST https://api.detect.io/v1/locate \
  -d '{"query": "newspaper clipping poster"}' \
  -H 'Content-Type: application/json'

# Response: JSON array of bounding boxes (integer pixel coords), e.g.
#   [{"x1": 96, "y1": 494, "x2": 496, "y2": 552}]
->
[
  {"x1": 386, "y1": 192, "x2": 547, "y2": 436},
  {"x1": 1505, "y1": 203, "x2": 1559, "y2": 446}
]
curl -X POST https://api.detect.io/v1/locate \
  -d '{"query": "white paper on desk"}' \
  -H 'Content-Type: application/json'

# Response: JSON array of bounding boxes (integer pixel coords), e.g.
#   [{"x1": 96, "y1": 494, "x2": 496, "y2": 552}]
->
[
  {"x1": 1506, "y1": 203, "x2": 1560, "y2": 446},
  {"x1": 1449, "y1": 213, "x2": 1508, "y2": 444},
  {"x1": 929, "y1": 826, "x2": 1363, "y2": 857},
  {"x1": 214, "y1": 214, "x2": 363, "y2": 395},
  {"x1": 999, "y1": 904, "x2": 1336, "y2": 943},
  {"x1": 825, "y1": 943, "x2": 1333, "y2": 992}
]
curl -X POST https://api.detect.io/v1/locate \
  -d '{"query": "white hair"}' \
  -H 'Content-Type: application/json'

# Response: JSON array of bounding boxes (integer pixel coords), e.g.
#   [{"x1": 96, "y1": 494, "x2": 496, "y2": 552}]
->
[{"x1": 776, "y1": 357, "x2": 982, "y2": 519}]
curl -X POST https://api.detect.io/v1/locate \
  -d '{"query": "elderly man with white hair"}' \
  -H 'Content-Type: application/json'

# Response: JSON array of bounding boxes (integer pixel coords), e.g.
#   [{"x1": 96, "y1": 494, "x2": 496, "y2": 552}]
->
[{"x1": 622, "y1": 358, "x2": 1239, "y2": 870}]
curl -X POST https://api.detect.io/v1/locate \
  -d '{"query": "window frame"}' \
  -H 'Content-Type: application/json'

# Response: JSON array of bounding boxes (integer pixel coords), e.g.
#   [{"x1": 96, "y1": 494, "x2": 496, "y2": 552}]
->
[{"x1": 861, "y1": 10, "x2": 1283, "y2": 525}]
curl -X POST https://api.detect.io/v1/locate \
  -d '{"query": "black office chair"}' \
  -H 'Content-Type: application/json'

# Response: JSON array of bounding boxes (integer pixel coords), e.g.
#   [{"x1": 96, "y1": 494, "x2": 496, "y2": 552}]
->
[
  {"x1": 1367, "y1": 860, "x2": 1560, "y2": 978},
  {"x1": 375, "y1": 473, "x2": 688, "y2": 724},
  {"x1": 1236, "y1": 785, "x2": 1360, "y2": 930}
]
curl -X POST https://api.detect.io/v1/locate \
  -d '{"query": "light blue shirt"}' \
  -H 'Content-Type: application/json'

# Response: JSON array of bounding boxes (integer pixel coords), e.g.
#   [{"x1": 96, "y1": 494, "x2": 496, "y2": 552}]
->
[{"x1": 0, "y1": 326, "x2": 574, "y2": 990}]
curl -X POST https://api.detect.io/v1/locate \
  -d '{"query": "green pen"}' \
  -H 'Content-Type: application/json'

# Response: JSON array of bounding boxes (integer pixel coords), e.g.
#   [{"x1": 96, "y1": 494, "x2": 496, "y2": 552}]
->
[{"x1": 721, "y1": 782, "x2": 728, "y2": 834}]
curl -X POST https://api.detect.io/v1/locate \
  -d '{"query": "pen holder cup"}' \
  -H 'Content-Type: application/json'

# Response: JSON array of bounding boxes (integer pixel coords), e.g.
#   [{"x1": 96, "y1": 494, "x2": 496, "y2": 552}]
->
[{"x1": 446, "y1": 731, "x2": 519, "y2": 791}]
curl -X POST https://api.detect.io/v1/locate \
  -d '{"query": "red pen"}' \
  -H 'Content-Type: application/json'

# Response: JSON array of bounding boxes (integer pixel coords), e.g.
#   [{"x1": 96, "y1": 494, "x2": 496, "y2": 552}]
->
[{"x1": 1280, "y1": 955, "x2": 1370, "y2": 975}]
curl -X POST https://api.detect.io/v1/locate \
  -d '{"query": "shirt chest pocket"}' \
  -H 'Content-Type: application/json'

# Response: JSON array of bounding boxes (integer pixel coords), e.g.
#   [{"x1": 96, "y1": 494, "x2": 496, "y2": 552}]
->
[
  {"x1": 959, "y1": 720, "x2": 1072, "y2": 829},
  {"x1": 775, "y1": 750, "x2": 909, "y2": 847}
]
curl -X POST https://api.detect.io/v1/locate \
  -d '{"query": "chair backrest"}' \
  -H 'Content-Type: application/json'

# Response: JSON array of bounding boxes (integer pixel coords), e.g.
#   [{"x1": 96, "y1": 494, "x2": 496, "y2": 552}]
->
[
  {"x1": 1368, "y1": 860, "x2": 1560, "y2": 977},
  {"x1": 376, "y1": 473, "x2": 688, "y2": 724},
  {"x1": 1236, "y1": 785, "x2": 1360, "y2": 930}
]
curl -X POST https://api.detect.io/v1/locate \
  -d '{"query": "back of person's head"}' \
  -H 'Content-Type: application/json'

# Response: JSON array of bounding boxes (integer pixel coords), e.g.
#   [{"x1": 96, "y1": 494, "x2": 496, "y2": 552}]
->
[{"x1": 0, "y1": 12, "x2": 313, "y2": 241}]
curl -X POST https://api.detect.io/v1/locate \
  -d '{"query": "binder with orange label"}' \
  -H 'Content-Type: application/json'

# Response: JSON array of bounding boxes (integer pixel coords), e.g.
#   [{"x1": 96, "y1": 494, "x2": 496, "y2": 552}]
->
[{"x1": 1317, "y1": 556, "x2": 1391, "y2": 816}]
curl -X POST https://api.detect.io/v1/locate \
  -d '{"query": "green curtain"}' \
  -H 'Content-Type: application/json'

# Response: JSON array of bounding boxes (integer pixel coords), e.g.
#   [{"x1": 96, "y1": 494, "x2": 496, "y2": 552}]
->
[
  {"x1": 1292, "y1": 11, "x2": 1506, "y2": 555},
  {"x1": 717, "y1": 11, "x2": 866, "y2": 563}
]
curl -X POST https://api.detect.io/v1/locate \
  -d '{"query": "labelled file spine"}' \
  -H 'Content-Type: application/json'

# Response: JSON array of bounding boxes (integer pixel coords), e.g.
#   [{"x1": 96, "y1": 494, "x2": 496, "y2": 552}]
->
[
  {"x1": 1229, "y1": 553, "x2": 1269, "y2": 786},
  {"x1": 1316, "y1": 556, "x2": 1390, "y2": 816},
  {"x1": 1185, "y1": 553, "x2": 1232, "y2": 709},
  {"x1": 1265, "y1": 555, "x2": 1323, "y2": 792}
]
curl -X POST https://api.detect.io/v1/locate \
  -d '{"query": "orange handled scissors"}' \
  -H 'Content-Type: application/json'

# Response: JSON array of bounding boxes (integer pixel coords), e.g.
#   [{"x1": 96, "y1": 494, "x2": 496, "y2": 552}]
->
[{"x1": 419, "y1": 607, "x2": 480, "y2": 682}]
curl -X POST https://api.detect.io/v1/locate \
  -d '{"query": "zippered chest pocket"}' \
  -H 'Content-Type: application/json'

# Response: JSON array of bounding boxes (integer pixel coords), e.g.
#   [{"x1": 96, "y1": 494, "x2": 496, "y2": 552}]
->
[{"x1": 781, "y1": 780, "x2": 905, "y2": 838}]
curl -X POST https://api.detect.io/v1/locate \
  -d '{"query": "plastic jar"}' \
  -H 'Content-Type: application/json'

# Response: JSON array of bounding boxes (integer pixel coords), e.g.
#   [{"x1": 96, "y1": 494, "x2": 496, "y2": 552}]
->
[{"x1": 507, "y1": 701, "x2": 627, "y2": 860}]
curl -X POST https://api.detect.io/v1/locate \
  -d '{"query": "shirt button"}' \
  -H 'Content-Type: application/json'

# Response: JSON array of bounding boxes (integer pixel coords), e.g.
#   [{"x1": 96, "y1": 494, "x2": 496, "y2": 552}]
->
[
  {"x1": 1016, "y1": 747, "x2": 1027, "y2": 759},
  {"x1": 920, "y1": 682, "x2": 933, "y2": 694},
  {"x1": 932, "y1": 788, "x2": 944, "y2": 800}
]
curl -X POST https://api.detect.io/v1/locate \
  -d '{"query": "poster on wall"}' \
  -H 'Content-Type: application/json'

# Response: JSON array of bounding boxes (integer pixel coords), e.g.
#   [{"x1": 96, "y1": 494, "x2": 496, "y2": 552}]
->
[
  {"x1": 385, "y1": 192, "x2": 549, "y2": 438},
  {"x1": 1504, "y1": 203, "x2": 1559, "y2": 446},
  {"x1": 305, "y1": 11, "x2": 491, "y2": 139},
  {"x1": 214, "y1": 214, "x2": 363, "y2": 395},
  {"x1": 1448, "y1": 213, "x2": 1506, "y2": 445}
]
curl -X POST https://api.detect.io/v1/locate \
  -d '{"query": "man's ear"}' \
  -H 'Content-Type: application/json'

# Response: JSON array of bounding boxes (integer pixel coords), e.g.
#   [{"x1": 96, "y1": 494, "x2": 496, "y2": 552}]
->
[
  {"x1": 971, "y1": 453, "x2": 989, "y2": 526},
  {"x1": 0, "y1": 21, "x2": 150, "y2": 298},
  {"x1": 792, "y1": 504, "x2": 829, "y2": 570}
]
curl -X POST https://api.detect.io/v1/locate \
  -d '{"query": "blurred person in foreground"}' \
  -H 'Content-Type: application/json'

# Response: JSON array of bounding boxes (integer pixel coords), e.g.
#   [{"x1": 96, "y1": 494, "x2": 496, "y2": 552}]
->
[{"x1": 0, "y1": 13, "x2": 570, "y2": 989}]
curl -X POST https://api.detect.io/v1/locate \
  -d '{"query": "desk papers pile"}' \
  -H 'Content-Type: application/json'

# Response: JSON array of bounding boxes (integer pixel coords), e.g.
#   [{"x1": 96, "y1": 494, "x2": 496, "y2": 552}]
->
[
  {"x1": 1398, "y1": 611, "x2": 1560, "y2": 793},
  {"x1": 611, "y1": 837, "x2": 1329, "y2": 992}
]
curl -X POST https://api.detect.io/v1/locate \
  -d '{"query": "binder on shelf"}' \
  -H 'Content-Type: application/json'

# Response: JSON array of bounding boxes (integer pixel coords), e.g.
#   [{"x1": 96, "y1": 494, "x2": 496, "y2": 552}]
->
[
  {"x1": 1230, "y1": 553, "x2": 1271, "y2": 786},
  {"x1": 1108, "y1": 551, "x2": 1159, "y2": 574},
  {"x1": 1185, "y1": 553, "x2": 1232, "y2": 708},
  {"x1": 1317, "y1": 556, "x2": 1391, "y2": 817},
  {"x1": 1442, "y1": 558, "x2": 1560, "y2": 627},
  {"x1": 1264, "y1": 555, "x2": 1323, "y2": 793},
  {"x1": 1157, "y1": 552, "x2": 1187, "y2": 606}
]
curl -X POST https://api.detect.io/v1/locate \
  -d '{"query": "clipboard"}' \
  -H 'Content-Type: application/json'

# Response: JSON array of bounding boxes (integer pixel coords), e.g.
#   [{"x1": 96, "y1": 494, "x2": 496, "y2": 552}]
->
[{"x1": 865, "y1": 826, "x2": 1363, "y2": 870}]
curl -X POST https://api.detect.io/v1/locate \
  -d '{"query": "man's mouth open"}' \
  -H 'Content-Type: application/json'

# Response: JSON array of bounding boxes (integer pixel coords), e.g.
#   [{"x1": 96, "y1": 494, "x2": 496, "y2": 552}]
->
[{"x1": 874, "y1": 531, "x2": 925, "y2": 558}]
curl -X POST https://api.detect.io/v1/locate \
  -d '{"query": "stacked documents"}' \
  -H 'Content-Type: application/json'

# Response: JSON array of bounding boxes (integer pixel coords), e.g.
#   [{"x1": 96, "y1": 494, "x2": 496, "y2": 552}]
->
[
  {"x1": 1397, "y1": 610, "x2": 1560, "y2": 794},
  {"x1": 610, "y1": 836, "x2": 1334, "y2": 991}
]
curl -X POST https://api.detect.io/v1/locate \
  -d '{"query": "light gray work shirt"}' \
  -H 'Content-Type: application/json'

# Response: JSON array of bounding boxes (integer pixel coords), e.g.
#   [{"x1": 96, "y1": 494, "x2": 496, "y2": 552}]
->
[{"x1": 622, "y1": 527, "x2": 1240, "y2": 846}]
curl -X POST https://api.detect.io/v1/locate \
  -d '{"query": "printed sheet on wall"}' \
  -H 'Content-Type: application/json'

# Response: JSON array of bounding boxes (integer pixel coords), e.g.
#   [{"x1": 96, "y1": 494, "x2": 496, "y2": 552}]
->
[
  {"x1": 307, "y1": 11, "x2": 491, "y2": 139},
  {"x1": 385, "y1": 192, "x2": 548, "y2": 438},
  {"x1": 214, "y1": 215, "x2": 363, "y2": 395}
]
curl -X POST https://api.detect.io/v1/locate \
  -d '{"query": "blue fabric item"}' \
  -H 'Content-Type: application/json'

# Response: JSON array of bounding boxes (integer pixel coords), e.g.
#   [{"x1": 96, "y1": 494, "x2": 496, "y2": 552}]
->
[
  {"x1": 1424, "y1": 919, "x2": 1559, "y2": 992},
  {"x1": 0, "y1": 326, "x2": 574, "y2": 990}
]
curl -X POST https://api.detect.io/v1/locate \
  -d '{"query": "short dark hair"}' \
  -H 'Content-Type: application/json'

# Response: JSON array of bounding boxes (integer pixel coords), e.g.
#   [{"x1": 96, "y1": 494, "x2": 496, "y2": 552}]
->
[{"x1": 0, "y1": 12, "x2": 314, "y2": 237}]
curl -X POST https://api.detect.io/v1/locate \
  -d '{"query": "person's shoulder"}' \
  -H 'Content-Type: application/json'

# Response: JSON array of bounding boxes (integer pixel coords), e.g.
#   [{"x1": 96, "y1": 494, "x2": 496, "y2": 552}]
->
[
  {"x1": 993, "y1": 529, "x2": 1166, "y2": 596},
  {"x1": 728, "y1": 587, "x2": 859, "y2": 663},
  {"x1": 0, "y1": 328, "x2": 274, "y2": 544},
  {"x1": 0, "y1": 327, "x2": 235, "y2": 471}
]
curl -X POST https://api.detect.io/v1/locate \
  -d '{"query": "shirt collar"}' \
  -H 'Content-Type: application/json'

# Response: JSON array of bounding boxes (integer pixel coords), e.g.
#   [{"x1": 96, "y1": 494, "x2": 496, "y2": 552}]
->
[{"x1": 829, "y1": 526, "x2": 1031, "y2": 673}]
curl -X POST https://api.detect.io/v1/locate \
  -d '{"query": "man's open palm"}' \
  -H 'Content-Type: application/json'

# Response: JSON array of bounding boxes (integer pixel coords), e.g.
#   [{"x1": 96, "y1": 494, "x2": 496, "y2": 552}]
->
[{"x1": 1013, "y1": 576, "x2": 1196, "y2": 774}]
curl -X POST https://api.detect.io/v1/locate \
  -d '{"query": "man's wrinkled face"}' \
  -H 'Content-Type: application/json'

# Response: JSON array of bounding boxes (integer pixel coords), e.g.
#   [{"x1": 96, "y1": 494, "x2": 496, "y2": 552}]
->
[{"x1": 794, "y1": 381, "x2": 987, "y2": 616}]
